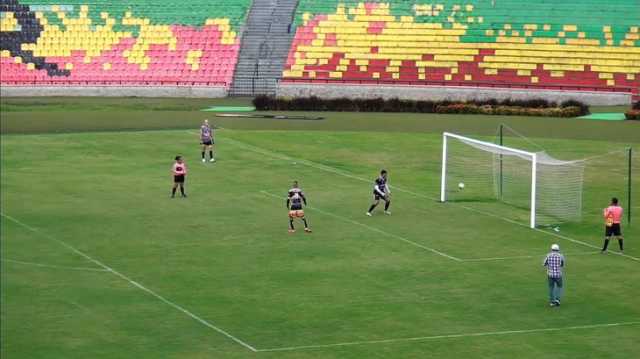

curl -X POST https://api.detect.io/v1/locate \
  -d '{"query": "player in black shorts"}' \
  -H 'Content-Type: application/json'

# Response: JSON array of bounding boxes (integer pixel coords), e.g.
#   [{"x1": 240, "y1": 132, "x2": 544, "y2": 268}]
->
[
  {"x1": 171, "y1": 156, "x2": 187, "y2": 198},
  {"x1": 200, "y1": 120, "x2": 215, "y2": 162},
  {"x1": 367, "y1": 169, "x2": 391, "y2": 216},
  {"x1": 602, "y1": 197, "x2": 624, "y2": 253},
  {"x1": 287, "y1": 181, "x2": 311, "y2": 233}
]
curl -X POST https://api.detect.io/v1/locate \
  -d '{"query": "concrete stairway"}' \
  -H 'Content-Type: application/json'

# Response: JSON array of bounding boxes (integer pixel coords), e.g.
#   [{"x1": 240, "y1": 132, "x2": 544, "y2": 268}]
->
[{"x1": 229, "y1": 0, "x2": 298, "y2": 96}]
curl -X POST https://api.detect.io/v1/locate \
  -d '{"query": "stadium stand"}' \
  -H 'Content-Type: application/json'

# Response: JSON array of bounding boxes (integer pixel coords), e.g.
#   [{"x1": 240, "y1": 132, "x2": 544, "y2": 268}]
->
[
  {"x1": 229, "y1": 0, "x2": 298, "y2": 96},
  {"x1": 283, "y1": 1, "x2": 640, "y2": 98},
  {"x1": 0, "y1": 0, "x2": 250, "y2": 87}
]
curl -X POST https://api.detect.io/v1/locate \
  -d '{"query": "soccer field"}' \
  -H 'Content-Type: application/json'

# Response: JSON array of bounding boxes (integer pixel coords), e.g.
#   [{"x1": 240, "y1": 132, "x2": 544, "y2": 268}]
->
[{"x1": 1, "y1": 98, "x2": 639, "y2": 358}]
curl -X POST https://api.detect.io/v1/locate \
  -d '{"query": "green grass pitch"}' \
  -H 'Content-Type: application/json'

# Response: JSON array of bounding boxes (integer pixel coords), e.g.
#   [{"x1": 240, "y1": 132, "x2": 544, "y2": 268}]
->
[{"x1": 1, "y1": 97, "x2": 639, "y2": 358}]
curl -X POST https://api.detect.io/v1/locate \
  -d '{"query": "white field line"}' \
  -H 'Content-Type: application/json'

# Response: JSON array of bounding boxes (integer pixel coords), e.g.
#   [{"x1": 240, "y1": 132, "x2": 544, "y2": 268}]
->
[
  {"x1": 260, "y1": 191, "x2": 461, "y2": 262},
  {"x1": 462, "y1": 251, "x2": 600, "y2": 262},
  {"x1": 409, "y1": 205, "x2": 635, "y2": 262},
  {"x1": 539, "y1": 228, "x2": 638, "y2": 262},
  {"x1": 417, "y1": 205, "x2": 635, "y2": 262},
  {"x1": 1, "y1": 258, "x2": 110, "y2": 272},
  {"x1": 0, "y1": 213, "x2": 257, "y2": 352},
  {"x1": 255, "y1": 321, "x2": 640, "y2": 352},
  {"x1": 224, "y1": 137, "x2": 640, "y2": 263}
]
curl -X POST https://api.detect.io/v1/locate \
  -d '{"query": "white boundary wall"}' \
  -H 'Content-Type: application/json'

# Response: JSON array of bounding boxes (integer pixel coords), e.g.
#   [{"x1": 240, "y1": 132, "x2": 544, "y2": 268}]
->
[
  {"x1": 1, "y1": 86, "x2": 228, "y2": 98},
  {"x1": 2, "y1": 83, "x2": 631, "y2": 105},
  {"x1": 278, "y1": 82, "x2": 631, "y2": 106}
]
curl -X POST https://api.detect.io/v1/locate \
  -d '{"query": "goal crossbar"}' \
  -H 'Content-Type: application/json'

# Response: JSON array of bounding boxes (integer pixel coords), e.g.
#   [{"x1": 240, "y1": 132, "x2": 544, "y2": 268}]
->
[
  {"x1": 442, "y1": 132, "x2": 537, "y2": 157},
  {"x1": 440, "y1": 132, "x2": 538, "y2": 228}
]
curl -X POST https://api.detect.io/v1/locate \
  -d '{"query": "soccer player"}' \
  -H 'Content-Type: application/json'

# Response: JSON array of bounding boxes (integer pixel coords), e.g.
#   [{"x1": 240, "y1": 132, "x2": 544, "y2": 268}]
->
[
  {"x1": 602, "y1": 197, "x2": 624, "y2": 253},
  {"x1": 543, "y1": 244, "x2": 565, "y2": 307},
  {"x1": 366, "y1": 169, "x2": 391, "y2": 216},
  {"x1": 287, "y1": 181, "x2": 311, "y2": 233},
  {"x1": 200, "y1": 119, "x2": 215, "y2": 162},
  {"x1": 171, "y1": 156, "x2": 187, "y2": 198}
]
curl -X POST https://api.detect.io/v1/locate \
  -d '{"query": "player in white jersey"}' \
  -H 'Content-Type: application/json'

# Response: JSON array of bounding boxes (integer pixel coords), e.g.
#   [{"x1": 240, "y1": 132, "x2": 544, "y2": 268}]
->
[{"x1": 200, "y1": 119, "x2": 215, "y2": 162}]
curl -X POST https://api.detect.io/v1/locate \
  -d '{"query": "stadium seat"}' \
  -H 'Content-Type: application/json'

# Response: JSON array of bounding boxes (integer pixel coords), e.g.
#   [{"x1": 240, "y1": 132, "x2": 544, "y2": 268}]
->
[
  {"x1": 1, "y1": 0, "x2": 250, "y2": 87},
  {"x1": 283, "y1": 0, "x2": 640, "y2": 93}
]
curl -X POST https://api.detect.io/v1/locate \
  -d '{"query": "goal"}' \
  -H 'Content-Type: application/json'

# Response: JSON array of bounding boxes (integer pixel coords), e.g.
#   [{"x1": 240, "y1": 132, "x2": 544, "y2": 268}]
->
[{"x1": 440, "y1": 132, "x2": 585, "y2": 228}]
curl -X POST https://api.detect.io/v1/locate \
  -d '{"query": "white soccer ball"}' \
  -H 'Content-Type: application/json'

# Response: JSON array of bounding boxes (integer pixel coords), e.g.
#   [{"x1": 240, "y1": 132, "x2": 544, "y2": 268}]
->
[{"x1": 458, "y1": 182, "x2": 465, "y2": 190}]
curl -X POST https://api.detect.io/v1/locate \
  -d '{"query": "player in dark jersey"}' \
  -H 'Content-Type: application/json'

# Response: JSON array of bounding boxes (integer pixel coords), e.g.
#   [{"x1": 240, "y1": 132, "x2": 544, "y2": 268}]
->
[
  {"x1": 367, "y1": 169, "x2": 391, "y2": 216},
  {"x1": 287, "y1": 181, "x2": 312, "y2": 233},
  {"x1": 200, "y1": 120, "x2": 215, "y2": 163}
]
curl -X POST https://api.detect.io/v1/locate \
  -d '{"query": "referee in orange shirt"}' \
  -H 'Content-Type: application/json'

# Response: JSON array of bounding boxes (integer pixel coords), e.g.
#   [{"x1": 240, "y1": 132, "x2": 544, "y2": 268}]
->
[{"x1": 602, "y1": 197, "x2": 624, "y2": 253}]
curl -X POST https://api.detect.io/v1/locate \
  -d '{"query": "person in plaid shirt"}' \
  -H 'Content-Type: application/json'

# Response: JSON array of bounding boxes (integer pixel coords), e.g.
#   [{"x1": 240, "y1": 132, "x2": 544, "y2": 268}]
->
[{"x1": 543, "y1": 244, "x2": 565, "y2": 307}]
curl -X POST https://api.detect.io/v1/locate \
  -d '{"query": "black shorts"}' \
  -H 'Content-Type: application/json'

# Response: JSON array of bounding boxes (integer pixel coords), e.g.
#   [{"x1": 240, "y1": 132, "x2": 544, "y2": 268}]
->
[
  {"x1": 373, "y1": 191, "x2": 388, "y2": 201},
  {"x1": 174, "y1": 175, "x2": 185, "y2": 183},
  {"x1": 202, "y1": 139, "x2": 214, "y2": 146},
  {"x1": 605, "y1": 223, "x2": 621, "y2": 237}
]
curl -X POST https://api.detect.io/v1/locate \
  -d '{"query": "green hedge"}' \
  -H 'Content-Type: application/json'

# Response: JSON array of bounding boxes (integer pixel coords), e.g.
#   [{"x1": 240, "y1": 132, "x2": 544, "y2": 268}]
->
[
  {"x1": 625, "y1": 109, "x2": 640, "y2": 120},
  {"x1": 435, "y1": 103, "x2": 583, "y2": 117},
  {"x1": 624, "y1": 102, "x2": 640, "y2": 120},
  {"x1": 253, "y1": 96, "x2": 589, "y2": 117}
]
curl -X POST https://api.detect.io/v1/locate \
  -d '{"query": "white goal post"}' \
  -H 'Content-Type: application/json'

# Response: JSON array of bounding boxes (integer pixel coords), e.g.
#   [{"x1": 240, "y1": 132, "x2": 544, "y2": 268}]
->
[{"x1": 440, "y1": 132, "x2": 584, "y2": 229}]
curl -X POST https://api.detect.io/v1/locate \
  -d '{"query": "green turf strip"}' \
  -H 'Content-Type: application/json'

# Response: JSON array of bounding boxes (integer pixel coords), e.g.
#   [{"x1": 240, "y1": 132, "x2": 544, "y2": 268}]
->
[
  {"x1": 201, "y1": 106, "x2": 256, "y2": 112},
  {"x1": 2, "y1": 98, "x2": 638, "y2": 144},
  {"x1": 578, "y1": 113, "x2": 627, "y2": 121}
]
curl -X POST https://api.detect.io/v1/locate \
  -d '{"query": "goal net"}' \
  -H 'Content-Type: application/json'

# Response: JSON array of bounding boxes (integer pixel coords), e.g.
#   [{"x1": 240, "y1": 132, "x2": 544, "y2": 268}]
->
[{"x1": 440, "y1": 132, "x2": 585, "y2": 228}]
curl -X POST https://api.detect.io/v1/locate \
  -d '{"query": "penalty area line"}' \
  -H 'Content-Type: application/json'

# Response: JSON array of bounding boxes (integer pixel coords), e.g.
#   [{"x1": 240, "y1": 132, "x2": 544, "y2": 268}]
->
[
  {"x1": 223, "y1": 137, "x2": 639, "y2": 263},
  {"x1": 255, "y1": 321, "x2": 640, "y2": 352},
  {"x1": 260, "y1": 191, "x2": 461, "y2": 262},
  {"x1": 535, "y1": 227, "x2": 639, "y2": 262},
  {"x1": 461, "y1": 251, "x2": 600, "y2": 262},
  {"x1": 1, "y1": 258, "x2": 111, "y2": 272},
  {"x1": 0, "y1": 212, "x2": 258, "y2": 352}
]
